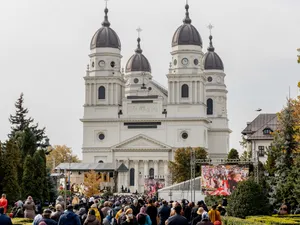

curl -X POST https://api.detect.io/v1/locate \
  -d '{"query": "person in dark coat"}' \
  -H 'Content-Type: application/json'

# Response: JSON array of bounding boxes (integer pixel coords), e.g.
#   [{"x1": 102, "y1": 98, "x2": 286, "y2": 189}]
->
[
  {"x1": 146, "y1": 199, "x2": 158, "y2": 225},
  {"x1": 158, "y1": 200, "x2": 170, "y2": 225},
  {"x1": 167, "y1": 205, "x2": 188, "y2": 225},
  {"x1": 58, "y1": 205, "x2": 81, "y2": 225},
  {"x1": 40, "y1": 209, "x2": 58, "y2": 225},
  {"x1": 192, "y1": 207, "x2": 204, "y2": 225},
  {"x1": 184, "y1": 202, "x2": 193, "y2": 222},
  {"x1": 130, "y1": 200, "x2": 140, "y2": 216},
  {"x1": 0, "y1": 207, "x2": 12, "y2": 225},
  {"x1": 196, "y1": 213, "x2": 213, "y2": 225}
]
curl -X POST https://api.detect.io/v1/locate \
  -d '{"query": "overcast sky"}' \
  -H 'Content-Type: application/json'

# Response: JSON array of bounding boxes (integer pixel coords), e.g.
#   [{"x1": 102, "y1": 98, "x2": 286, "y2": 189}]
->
[{"x1": 0, "y1": 0, "x2": 299, "y2": 158}]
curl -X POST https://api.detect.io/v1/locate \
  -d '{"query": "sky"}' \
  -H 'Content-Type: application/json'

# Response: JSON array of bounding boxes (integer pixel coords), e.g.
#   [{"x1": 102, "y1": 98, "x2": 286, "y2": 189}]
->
[{"x1": 0, "y1": 0, "x2": 299, "y2": 158}]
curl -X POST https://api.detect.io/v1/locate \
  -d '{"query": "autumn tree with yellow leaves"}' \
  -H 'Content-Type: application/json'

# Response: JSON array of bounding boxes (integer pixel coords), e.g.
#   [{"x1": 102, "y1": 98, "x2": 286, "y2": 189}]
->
[
  {"x1": 46, "y1": 145, "x2": 80, "y2": 170},
  {"x1": 83, "y1": 170, "x2": 101, "y2": 197}
]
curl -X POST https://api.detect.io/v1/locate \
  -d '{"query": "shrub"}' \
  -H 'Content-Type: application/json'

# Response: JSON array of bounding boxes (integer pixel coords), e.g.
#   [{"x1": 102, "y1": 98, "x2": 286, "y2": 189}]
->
[
  {"x1": 204, "y1": 195, "x2": 223, "y2": 207},
  {"x1": 227, "y1": 179, "x2": 271, "y2": 218}
]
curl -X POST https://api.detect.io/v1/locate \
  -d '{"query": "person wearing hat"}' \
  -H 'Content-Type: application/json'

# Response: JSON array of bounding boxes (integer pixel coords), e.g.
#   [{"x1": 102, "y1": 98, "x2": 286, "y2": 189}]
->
[
  {"x1": 120, "y1": 208, "x2": 138, "y2": 225},
  {"x1": 58, "y1": 205, "x2": 81, "y2": 225},
  {"x1": 192, "y1": 207, "x2": 204, "y2": 225},
  {"x1": 39, "y1": 209, "x2": 57, "y2": 225},
  {"x1": 196, "y1": 212, "x2": 212, "y2": 225}
]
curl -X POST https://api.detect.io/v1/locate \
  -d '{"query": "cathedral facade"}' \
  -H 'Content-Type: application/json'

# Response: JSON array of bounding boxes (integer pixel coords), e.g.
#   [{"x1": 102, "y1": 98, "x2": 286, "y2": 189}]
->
[{"x1": 81, "y1": 3, "x2": 230, "y2": 193}]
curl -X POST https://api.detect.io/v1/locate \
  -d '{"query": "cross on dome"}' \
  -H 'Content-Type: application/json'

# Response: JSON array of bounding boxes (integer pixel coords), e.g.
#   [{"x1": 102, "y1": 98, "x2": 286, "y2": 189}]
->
[
  {"x1": 136, "y1": 27, "x2": 142, "y2": 38},
  {"x1": 104, "y1": 0, "x2": 109, "y2": 8},
  {"x1": 207, "y1": 23, "x2": 214, "y2": 36}
]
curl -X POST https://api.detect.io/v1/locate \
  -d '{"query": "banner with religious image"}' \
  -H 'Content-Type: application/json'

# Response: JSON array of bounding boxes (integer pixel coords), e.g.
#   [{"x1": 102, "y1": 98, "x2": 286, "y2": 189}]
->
[
  {"x1": 201, "y1": 165, "x2": 249, "y2": 196},
  {"x1": 144, "y1": 179, "x2": 165, "y2": 196}
]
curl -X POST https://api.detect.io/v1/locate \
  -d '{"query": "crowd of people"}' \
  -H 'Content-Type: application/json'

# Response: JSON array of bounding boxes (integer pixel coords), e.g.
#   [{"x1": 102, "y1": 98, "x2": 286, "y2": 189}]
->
[{"x1": 0, "y1": 193, "x2": 226, "y2": 225}]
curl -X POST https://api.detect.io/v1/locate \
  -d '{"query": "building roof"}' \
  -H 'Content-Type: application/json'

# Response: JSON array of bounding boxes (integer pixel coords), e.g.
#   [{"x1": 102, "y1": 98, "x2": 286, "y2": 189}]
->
[
  {"x1": 150, "y1": 80, "x2": 168, "y2": 97},
  {"x1": 172, "y1": 4, "x2": 202, "y2": 47},
  {"x1": 90, "y1": 7, "x2": 121, "y2": 50},
  {"x1": 242, "y1": 113, "x2": 278, "y2": 140},
  {"x1": 116, "y1": 163, "x2": 128, "y2": 172},
  {"x1": 125, "y1": 38, "x2": 151, "y2": 73},
  {"x1": 55, "y1": 163, "x2": 115, "y2": 171},
  {"x1": 203, "y1": 35, "x2": 224, "y2": 70}
]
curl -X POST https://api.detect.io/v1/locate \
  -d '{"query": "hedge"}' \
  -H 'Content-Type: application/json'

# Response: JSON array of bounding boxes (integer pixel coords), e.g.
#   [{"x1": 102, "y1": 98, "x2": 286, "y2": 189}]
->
[{"x1": 223, "y1": 215, "x2": 300, "y2": 225}]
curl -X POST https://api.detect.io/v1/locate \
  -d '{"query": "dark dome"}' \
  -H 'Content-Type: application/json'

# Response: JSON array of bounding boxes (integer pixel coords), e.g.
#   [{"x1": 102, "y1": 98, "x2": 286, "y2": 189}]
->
[
  {"x1": 172, "y1": 4, "x2": 202, "y2": 47},
  {"x1": 126, "y1": 38, "x2": 151, "y2": 73},
  {"x1": 90, "y1": 8, "x2": 121, "y2": 50},
  {"x1": 203, "y1": 36, "x2": 224, "y2": 70}
]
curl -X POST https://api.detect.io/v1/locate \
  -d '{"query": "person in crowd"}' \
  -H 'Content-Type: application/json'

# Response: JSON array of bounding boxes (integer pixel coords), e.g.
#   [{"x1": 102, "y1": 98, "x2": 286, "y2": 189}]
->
[
  {"x1": 0, "y1": 194, "x2": 8, "y2": 214},
  {"x1": 77, "y1": 205, "x2": 88, "y2": 225},
  {"x1": 213, "y1": 221, "x2": 221, "y2": 225},
  {"x1": 120, "y1": 208, "x2": 138, "y2": 225},
  {"x1": 136, "y1": 207, "x2": 152, "y2": 225},
  {"x1": 184, "y1": 202, "x2": 193, "y2": 222},
  {"x1": 217, "y1": 205, "x2": 226, "y2": 216},
  {"x1": 50, "y1": 204, "x2": 63, "y2": 222},
  {"x1": 130, "y1": 200, "x2": 140, "y2": 216},
  {"x1": 39, "y1": 209, "x2": 57, "y2": 225},
  {"x1": 196, "y1": 213, "x2": 212, "y2": 225},
  {"x1": 158, "y1": 200, "x2": 170, "y2": 225},
  {"x1": 167, "y1": 205, "x2": 188, "y2": 225},
  {"x1": 192, "y1": 207, "x2": 204, "y2": 225},
  {"x1": 11, "y1": 200, "x2": 24, "y2": 218},
  {"x1": 146, "y1": 199, "x2": 158, "y2": 225},
  {"x1": 33, "y1": 212, "x2": 43, "y2": 225},
  {"x1": 58, "y1": 205, "x2": 81, "y2": 225},
  {"x1": 24, "y1": 196, "x2": 36, "y2": 219},
  {"x1": 84, "y1": 209, "x2": 101, "y2": 225},
  {"x1": 221, "y1": 198, "x2": 227, "y2": 207},
  {"x1": 208, "y1": 205, "x2": 221, "y2": 224},
  {"x1": 55, "y1": 196, "x2": 65, "y2": 211},
  {"x1": 89, "y1": 203, "x2": 101, "y2": 223},
  {"x1": 118, "y1": 206, "x2": 131, "y2": 224},
  {"x1": 103, "y1": 210, "x2": 115, "y2": 225},
  {"x1": 102, "y1": 201, "x2": 112, "y2": 217},
  {"x1": 0, "y1": 207, "x2": 12, "y2": 225}
]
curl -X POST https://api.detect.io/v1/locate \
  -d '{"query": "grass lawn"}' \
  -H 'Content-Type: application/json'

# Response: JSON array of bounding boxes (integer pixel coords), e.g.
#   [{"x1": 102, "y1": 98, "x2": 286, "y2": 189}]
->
[{"x1": 11, "y1": 218, "x2": 33, "y2": 225}]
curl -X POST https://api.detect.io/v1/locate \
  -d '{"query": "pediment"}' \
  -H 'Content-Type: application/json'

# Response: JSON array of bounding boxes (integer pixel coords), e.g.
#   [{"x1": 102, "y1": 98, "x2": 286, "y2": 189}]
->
[{"x1": 112, "y1": 134, "x2": 171, "y2": 150}]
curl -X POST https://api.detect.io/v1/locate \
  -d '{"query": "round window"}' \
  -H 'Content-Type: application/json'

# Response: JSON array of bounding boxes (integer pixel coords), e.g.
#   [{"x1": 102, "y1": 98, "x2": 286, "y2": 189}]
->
[
  {"x1": 134, "y1": 78, "x2": 139, "y2": 84},
  {"x1": 148, "y1": 87, "x2": 152, "y2": 91},
  {"x1": 174, "y1": 59, "x2": 177, "y2": 66},
  {"x1": 110, "y1": 61, "x2": 115, "y2": 68},
  {"x1": 194, "y1": 59, "x2": 199, "y2": 65},
  {"x1": 99, "y1": 133, "x2": 105, "y2": 140},
  {"x1": 207, "y1": 76, "x2": 213, "y2": 82},
  {"x1": 181, "y1": 132, "x2": 188, "y2": 139}
]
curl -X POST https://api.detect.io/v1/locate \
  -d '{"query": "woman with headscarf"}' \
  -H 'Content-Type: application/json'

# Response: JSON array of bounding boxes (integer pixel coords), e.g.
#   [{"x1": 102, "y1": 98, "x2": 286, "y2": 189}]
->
[
  {"x1": 23, "y1": 196, "x2": 36, "y2": 219},
  {"x1": 84, "y1": 209, "x2": 101, "y2": 225},
  {"x1": 136, "y1": 207, "x2": 152, "y2": 225}
]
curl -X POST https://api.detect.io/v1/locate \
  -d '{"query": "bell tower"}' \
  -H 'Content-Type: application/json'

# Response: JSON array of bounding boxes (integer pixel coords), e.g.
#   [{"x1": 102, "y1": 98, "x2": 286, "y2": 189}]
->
[{"x1": 167, "y1": 3, "x2": 206, "y2": 118}]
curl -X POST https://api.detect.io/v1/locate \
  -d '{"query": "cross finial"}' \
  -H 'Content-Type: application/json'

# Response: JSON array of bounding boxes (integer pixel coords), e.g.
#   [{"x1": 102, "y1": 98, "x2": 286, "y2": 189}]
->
[
  {"x1": 185, "y1": 0, "x2": 188, "y2": 5},
  {"x1": 207, "y1": 23, "x2": 214, "y2": 36},
  {"x1": 137, "y1": 27, "x2": 142, "y2": 38},
  {"x1": 104, "y1": 0, "x2": 109, "y2": 8}
]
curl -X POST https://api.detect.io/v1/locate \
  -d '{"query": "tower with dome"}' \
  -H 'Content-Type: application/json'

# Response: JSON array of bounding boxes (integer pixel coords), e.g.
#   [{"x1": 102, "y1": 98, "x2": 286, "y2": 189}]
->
[{"x1": 80, "y1": 3, "x2": 231, "y2": 193}]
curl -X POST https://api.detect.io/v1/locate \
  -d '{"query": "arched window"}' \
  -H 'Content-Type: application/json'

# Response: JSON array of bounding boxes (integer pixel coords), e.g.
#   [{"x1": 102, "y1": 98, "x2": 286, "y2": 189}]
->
[
  {"x1": 130, "y1": 168, "x2": 135, "y2": 186},
  {"x1": 181, "y1": 84, "x2": 189, "y2": 98},
  {"x1": 207, "y1": 98, "x2": 213, "y2": 115},
  {"x1": 98, "y1": 160, "x2": 104, "y2": 163},
  {"x1": 98, "y1": 86, "x2": 105, "y2": 99},
  {"x1": 149, "y1": 168, "x2": 154, "y2": 179}
]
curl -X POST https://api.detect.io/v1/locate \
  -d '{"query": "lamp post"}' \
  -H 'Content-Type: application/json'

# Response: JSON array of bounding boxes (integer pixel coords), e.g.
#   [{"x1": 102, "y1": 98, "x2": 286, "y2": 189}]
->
[{"x1": 56, "y1": 167, "x2": 67, "y2": 209}]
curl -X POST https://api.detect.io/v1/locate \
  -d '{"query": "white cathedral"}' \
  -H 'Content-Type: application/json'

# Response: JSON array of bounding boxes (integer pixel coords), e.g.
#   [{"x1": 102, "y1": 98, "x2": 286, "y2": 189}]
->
[{"x1": 80, "y1": 3, "x2": 231, "y2": 193}]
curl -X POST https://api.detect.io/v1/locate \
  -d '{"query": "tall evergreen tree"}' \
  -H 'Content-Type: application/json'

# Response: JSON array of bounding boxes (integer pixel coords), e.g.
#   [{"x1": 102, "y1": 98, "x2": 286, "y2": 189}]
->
[
  {"x1": 228, "y1": 148, "x2": 239, "y2": 160},
  {"x1": 0, "y1": 142, "x2": 4, "y2": 194},
  {"x1": 22, "y1": 155, "x2": 37, "y2": 199},
  {"x1": 3, "y1": 140, "x2": 21, "y2": 202}
]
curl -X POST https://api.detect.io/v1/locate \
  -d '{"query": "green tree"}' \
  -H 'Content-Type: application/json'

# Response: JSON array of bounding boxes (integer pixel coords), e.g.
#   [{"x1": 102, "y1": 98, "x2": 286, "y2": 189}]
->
[
  {"x1": 228, "y1": 148, "x2": 239, "y2": 160},
  {"x1": 169, "y1": 147, "x2": 207, "y2": 183},
  {"x1": 0, "y1": 142, "x2": 4, "y2": 194},
  {"x1": 3, "y1": 140, "x2": 21, "y2": 202},
  {"x1": 227, "y1": 179, "x2": 271, "y2": 218},
  {"x1": 22, "y1": 155, "x2": 37, "y2": 198}
]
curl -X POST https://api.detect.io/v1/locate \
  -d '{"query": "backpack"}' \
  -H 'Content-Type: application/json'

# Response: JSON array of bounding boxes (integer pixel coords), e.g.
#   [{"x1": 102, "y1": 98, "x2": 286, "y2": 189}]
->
[{"x1": 137, "y1": 214, "x2": 146, "y2": 225}]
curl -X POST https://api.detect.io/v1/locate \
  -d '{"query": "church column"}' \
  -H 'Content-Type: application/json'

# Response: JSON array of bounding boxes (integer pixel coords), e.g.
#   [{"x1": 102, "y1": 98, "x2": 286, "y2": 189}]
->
[
  {"x1": 176, "y1": 82, "x2": 180, "y2": 103},
  {"x1": 124, "y1": 160, "x2": 129, "y2": 188},
  {"x1": 93, "y1": 82, "x2": 97, "y2": 105},
  {"x1": 143, "y1": 160, "x2": 149, "y2": 179},
  {"x1": 168, "y1": 81, "x2": 171, "y2": 103},
  {"x1": 134, "y1": 160, "x2": 139, "y2": 193},
  {"x1": 154, "y1": 160, "x2": 159, "y2": 179},
  {"x1": 190, "y1": 81, "x2": 193, "y2": 104},
  {"x1": 163, "y1": 160, "x2": 169, "y2": 186},
  {"x1": 172, "y1": 81, "x2": 175, "y2": 104}
]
